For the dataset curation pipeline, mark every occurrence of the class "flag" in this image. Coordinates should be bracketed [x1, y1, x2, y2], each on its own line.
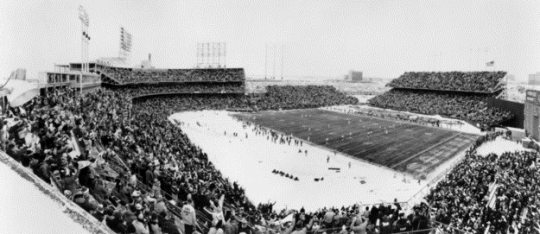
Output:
[486, 61, 494, 67]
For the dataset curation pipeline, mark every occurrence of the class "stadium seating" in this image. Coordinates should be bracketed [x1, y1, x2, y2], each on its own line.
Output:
[105, 83, 245, 97]
[5, 79, 536, 234]
[387, 71, 506, 93]
[369, 89, 513, 128]
[370, 71, 513, 129]
[426, 132, 540, 234]
[97, 65, 245, 84]
[1, 84, 362, 234]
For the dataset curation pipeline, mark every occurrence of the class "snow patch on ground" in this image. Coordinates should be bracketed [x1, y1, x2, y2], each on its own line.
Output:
[0, 161, 93, 234]
[170, 111, 425, 211]
[475, 136, 530, 156]
[352, 95, 375, 104]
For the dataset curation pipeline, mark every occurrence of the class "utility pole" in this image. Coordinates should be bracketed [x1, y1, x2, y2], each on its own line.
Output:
[273, 45, 276, 79]
[281, 45, 284, 80]
[265, 44, 268, 79]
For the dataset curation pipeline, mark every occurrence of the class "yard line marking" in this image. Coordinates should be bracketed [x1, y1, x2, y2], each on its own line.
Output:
[391, 132, 463, 170]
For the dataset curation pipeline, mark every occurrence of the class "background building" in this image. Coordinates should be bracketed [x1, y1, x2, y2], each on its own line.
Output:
[528, 72, 540, 85]
[347, 70, 363, 82]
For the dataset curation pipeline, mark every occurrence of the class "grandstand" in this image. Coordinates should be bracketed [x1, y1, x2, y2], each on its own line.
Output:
[369, 71, 513, 130]
[2, 62, 539, 234]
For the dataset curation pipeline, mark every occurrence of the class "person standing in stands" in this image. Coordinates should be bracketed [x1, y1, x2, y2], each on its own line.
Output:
[323, 208, 335, 228]
[350, 215, 368, 234]
[379, 215, 392, 234]
[182, 198, 197, 234]
[145, 165, 154, 185]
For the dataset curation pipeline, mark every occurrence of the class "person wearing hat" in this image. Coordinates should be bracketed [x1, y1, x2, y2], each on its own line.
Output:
[131, 212, 150, 234]
[149, 212, 162, 234]
[131, 190, 142, 203]
[237, 218, 252, 234]
[379, 215, 392, 234]
[92, 204, 106, 222]
[73, 191, 97, 213]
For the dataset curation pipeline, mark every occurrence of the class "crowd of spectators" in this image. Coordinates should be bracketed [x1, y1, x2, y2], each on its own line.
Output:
[252, 86, 358, 110]
[426, 132, 540, 234]
[324, 106, 464, 129]
[5, 81, 537, 234]
[368, 89, 513, 128]
[0, 84, 360, 234]
[387, 71, 506, 93]
[97, 65, 245, 84]
[106, 83, 245, 97]
[133, 95, 433, 234]
[112, 84, 358, 112]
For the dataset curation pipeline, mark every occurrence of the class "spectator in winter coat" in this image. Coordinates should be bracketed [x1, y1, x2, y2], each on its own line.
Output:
[106, 210, 128, 234]
[323, 209, 335, 228]
[132, 212, 150, 234]
[379, 215, 392, 234]
[182, 199, 197, 234]
[158, 211, 181, 234]
[149, 213, 162, 234]
[350, 216, 368, 234]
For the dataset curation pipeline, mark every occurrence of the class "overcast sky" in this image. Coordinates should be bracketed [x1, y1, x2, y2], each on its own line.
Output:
[1, 0, 539, 80]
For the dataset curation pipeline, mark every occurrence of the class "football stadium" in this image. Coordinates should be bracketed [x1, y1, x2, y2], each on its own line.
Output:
[1, 1, 539, 234]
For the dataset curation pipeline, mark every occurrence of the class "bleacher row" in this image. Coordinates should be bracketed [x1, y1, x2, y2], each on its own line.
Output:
[370, 71, 512, 129]
[97, 65, 245, 84]
[104, 83, 245, 98]
[387, 71, 506, 93]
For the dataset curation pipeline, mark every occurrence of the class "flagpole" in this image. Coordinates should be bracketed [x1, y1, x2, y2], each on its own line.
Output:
[265, 44, 268, 79]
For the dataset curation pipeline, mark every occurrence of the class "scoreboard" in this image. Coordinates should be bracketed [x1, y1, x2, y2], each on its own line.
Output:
[524, 89, 540, 140]
[526, 90, 540, 105]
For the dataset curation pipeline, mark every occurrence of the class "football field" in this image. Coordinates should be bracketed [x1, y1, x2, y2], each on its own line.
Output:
[233, 109, 478, 176]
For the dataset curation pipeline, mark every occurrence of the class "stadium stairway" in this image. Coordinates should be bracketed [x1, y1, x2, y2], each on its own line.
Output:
[94, 67, 122, 85]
